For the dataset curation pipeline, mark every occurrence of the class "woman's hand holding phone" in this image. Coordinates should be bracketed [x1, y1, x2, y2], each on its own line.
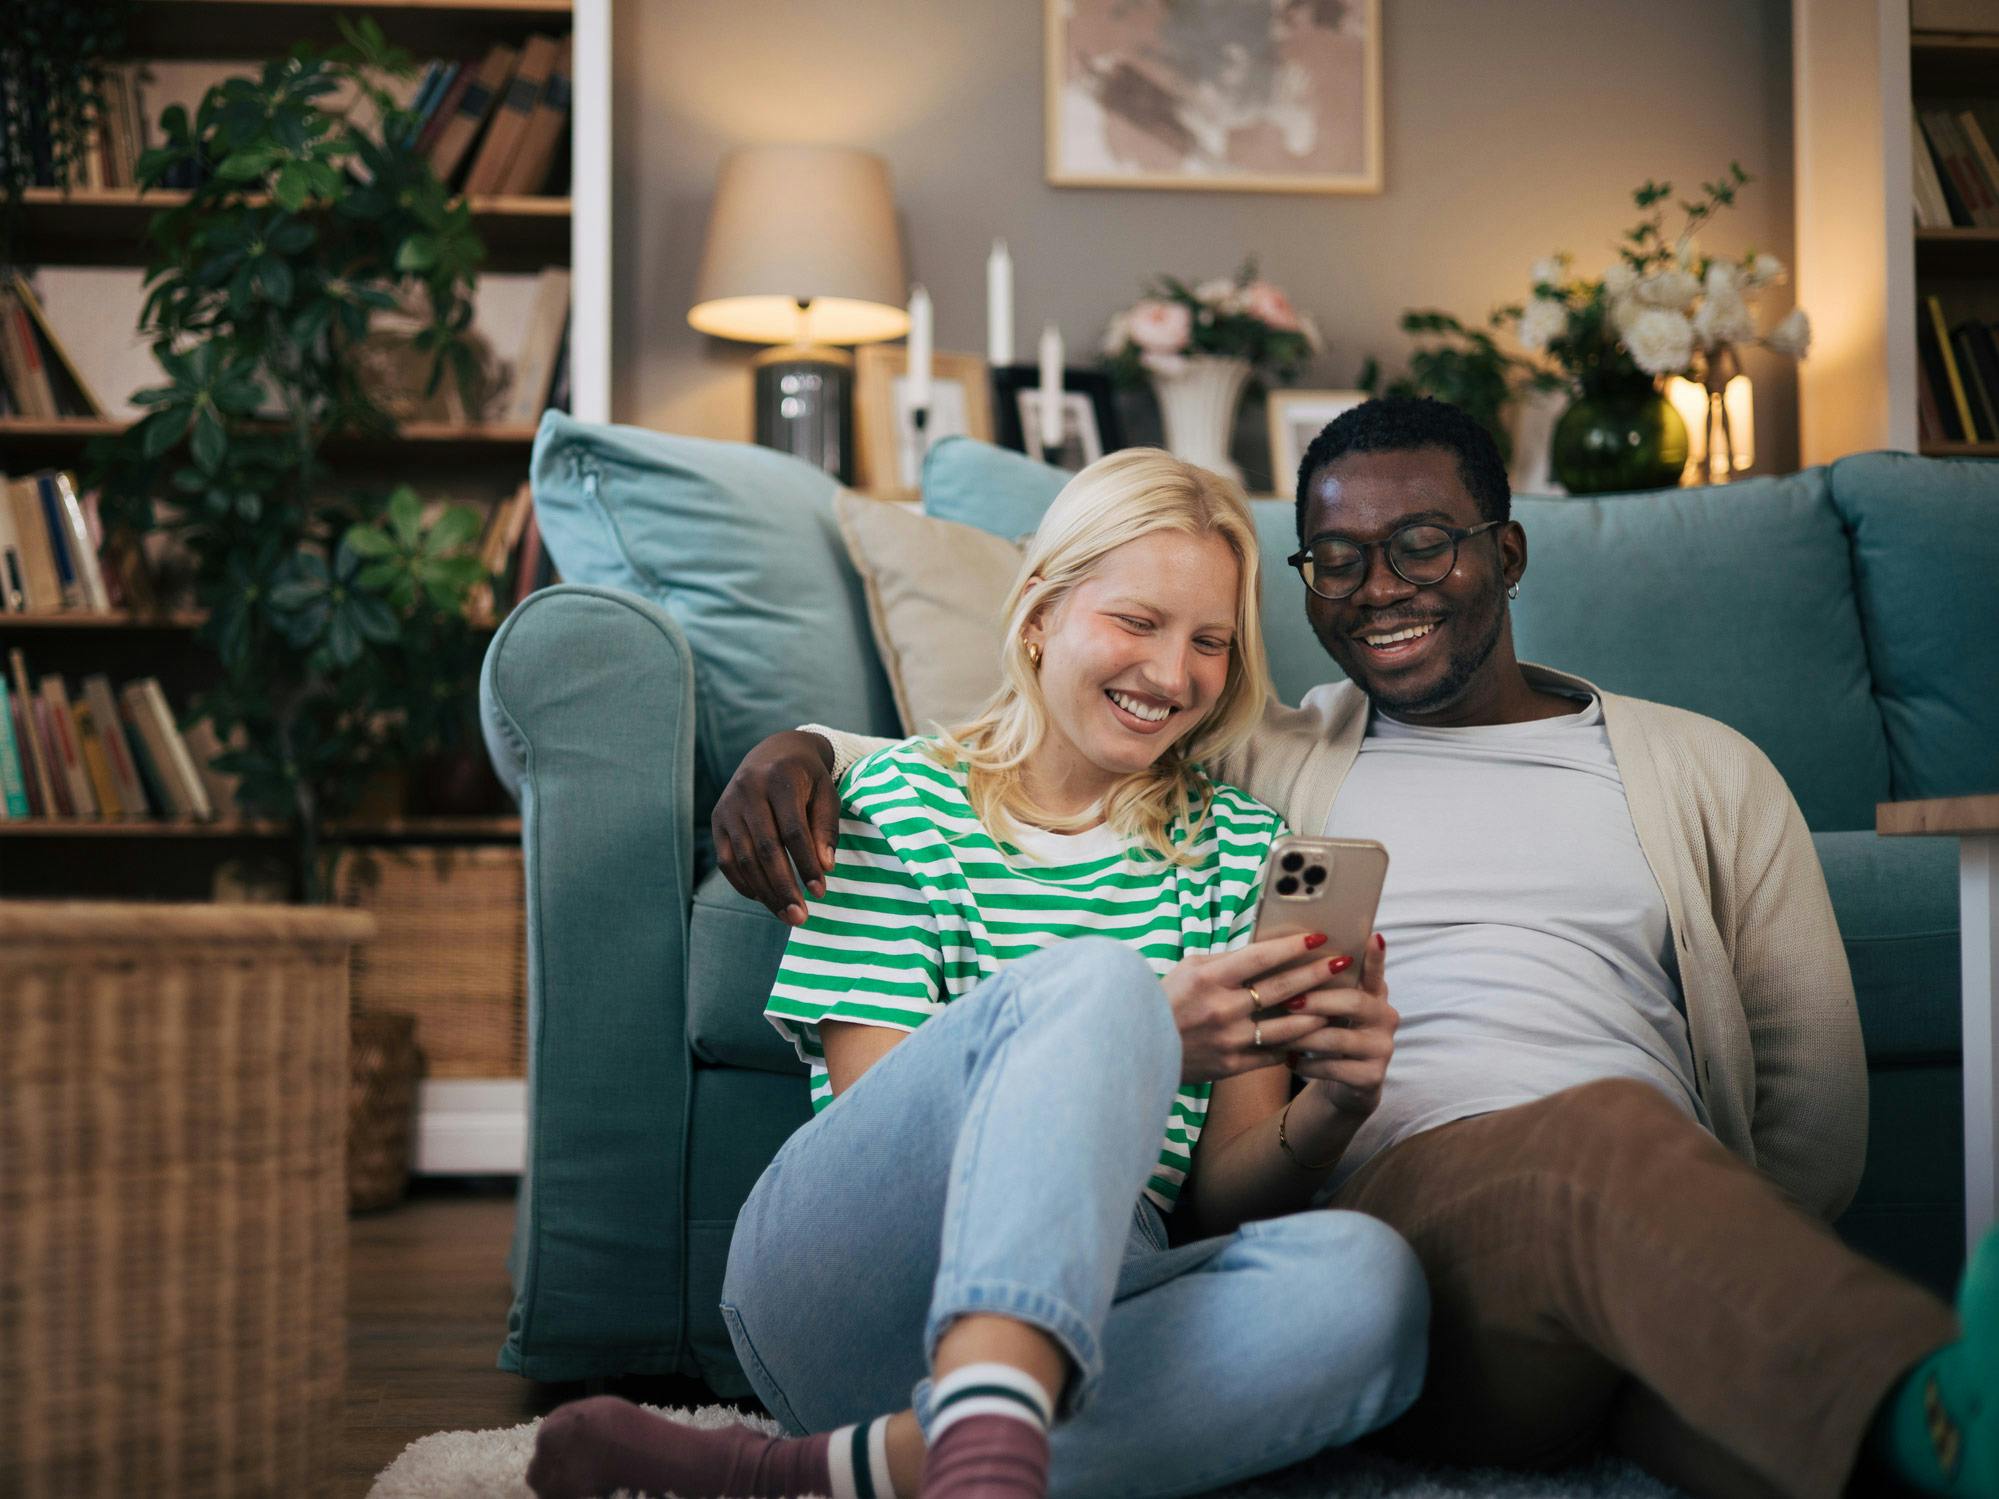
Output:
[1162, 934, 1354, 1086]
[1284, 932, 1395, 1119]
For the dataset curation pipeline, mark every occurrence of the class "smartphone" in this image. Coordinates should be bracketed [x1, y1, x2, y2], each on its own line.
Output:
[1247, 835, 1389, 996]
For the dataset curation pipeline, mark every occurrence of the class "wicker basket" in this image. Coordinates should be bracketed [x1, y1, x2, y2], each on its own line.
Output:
[333, 845, 526, 1078]
[349, 1010, 422, 1213]
[0, 900, 373, 1499]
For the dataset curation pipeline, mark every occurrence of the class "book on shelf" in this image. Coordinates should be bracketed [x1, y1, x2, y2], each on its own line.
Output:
[0, 467, 164, 616]
[1953, 324, 1999, 440]
[0, 275, 107, 420]
[428, 43, 518, 190]
[1913, 107, 1955, 229]
[0, 677, 29, 817]
[1926, 295, 1981, 440]
[464, 33, 564, 197]
[506, 267, 572, 425]
[1917, 303, 1965, 442]
[0, 645, 233, 822]
[1919, 109, 1999, 227]
[1917, 349, 1947, 445]
[503, 35, 573, 196]
[1959, 112, 1999, 225]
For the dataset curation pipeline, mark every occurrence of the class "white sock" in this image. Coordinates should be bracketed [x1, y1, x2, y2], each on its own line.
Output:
[826, 1415, 901, 1499]
[928, 1362, 1056, 1442]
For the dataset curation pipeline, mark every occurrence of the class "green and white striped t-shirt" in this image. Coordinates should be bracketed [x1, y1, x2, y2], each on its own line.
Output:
[765, 737, 1285, 1212]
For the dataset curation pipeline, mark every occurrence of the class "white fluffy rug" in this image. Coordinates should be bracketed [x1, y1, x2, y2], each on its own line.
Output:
[367, 1402, 1685, 1499]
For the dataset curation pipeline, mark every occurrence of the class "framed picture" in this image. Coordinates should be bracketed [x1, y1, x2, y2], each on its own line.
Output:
[1266, 388, 1369, 491]
[991, 366, 1125, 472]
[854, 346, 995, 500]
[1045, 0, 1382, 195]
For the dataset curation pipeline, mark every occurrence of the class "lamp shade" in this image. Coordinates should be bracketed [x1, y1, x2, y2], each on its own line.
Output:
[689, 145, 910, 347]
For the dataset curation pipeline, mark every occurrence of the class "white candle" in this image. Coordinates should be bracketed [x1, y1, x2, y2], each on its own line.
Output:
[1038, 321, 1064, 451]
[987, 239, 1014, 367]
[906, 285, 933, 411]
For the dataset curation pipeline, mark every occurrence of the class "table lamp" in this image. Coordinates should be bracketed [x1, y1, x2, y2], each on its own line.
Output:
[689, 145, 910, 481]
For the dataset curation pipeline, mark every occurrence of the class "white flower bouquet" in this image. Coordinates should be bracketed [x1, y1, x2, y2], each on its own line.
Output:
[1507, 166, 1811, 397]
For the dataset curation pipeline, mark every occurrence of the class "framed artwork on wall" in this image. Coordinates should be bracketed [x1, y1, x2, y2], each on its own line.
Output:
[1045, 0, 1382, 195]
[1266, 388, 1369, 490]
[992, 366, 1125, 472]
[854, 346, 995, 500]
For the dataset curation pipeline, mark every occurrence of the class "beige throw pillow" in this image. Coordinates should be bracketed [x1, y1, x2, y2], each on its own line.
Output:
[832, 488, 1024, 734]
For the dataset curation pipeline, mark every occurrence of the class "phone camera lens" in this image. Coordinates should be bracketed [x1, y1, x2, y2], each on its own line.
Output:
[1304, 865, 1327, 885]
[1280, 851, 1305, 873]
[1275, 876, 1300, 896]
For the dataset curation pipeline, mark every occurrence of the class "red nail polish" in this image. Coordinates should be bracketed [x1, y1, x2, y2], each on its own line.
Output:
[1287, 997, 1306, 1010]
[1303, 933, 1328, 950]
[1329, 955, 1353, 974]
[1375, 933, 1386, 951]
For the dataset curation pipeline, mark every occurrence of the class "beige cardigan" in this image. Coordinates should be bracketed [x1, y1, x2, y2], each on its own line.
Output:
[815, 662, 1868, 1220]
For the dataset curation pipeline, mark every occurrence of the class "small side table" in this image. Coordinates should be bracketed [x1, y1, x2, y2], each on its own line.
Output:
[1879, 794, 1999, 1254]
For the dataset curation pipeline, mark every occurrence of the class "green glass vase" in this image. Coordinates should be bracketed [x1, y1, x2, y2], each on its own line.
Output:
[1550, 385, 1690, 495]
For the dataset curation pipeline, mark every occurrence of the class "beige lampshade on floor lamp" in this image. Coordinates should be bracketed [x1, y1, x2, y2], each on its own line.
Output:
[689, 145, 910, 481]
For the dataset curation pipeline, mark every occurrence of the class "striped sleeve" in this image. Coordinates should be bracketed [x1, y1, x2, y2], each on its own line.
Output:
[764, 788, 947, 1070]
[1209, 781, 1286, 953]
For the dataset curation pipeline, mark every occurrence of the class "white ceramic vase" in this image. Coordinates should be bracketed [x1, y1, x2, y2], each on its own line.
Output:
[1148, 354, 1252, 486]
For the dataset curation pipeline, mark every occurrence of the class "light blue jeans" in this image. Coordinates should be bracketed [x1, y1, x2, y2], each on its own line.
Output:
[720, 937, 1429, 1499]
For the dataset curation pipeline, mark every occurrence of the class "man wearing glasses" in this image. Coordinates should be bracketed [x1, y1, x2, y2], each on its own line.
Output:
[715, 397, 1980, 1499]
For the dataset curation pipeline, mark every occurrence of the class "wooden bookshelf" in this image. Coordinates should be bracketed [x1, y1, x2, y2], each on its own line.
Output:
[0, 610, 208, 630]
[126, 0, 573, 63]
[1916, 227, 1999, 278]
[1920, 440, 1999, 456]
[0, 815, 521, 840]
[0, 416, 538, 466]
[17, 187, 572, 272]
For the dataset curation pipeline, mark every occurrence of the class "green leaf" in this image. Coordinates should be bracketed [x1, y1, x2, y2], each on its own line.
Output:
[272, 162, 312, 212]
[387, 488, 424, 546]
[395, 236, 438, 273]
[349, 593, 400, 644]
[425, 505, 482, 554]
[142, 408, 194, 459]
[356, 560, 402, 590]
[344, 524, 399, 558]
[190, 410, 227, 472]
[217, 147, 280, 182]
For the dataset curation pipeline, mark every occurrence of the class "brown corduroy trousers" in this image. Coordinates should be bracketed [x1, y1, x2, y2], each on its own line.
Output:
[1326, 1078, 1959, 1499]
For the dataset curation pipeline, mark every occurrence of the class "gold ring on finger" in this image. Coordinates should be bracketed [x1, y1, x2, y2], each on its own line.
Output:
[1245, 983, 1262, 1010]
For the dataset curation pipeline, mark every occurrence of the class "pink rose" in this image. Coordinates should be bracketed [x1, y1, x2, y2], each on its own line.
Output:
[1243, 281, 1301, 333]
[1127, 299, 1192, 354]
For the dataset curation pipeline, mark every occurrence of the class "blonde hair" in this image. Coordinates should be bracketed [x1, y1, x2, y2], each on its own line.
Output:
[933, 448, 1273, 863]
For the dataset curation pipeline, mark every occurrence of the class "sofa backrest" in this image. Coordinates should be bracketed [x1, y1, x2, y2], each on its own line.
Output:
[528, 412, 903, 822]
[1825, 451, 1999, 802]
[924, 438, 1894, 832]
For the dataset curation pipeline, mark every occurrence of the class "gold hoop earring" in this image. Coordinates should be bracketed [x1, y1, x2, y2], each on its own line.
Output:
[1026, 642, 1042, 668]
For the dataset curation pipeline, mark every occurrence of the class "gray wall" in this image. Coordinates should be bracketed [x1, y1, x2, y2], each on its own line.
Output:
[613, 0, 1798, 490]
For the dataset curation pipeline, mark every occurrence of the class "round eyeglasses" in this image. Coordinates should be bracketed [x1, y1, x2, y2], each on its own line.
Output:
[1286, 520, 1504, 601]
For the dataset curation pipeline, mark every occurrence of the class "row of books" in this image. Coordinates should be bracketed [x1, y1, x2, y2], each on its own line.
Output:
[0, 649, 234, 821]
[1918, 296, 1999, 445]
[1913, 106, 1999, 230]
[0, 274, 107, 420]
[0, 469, 162, 618]
[393, 34, 573, 198]
[467, 482, 558, 623]
[65, 64, 154, 191]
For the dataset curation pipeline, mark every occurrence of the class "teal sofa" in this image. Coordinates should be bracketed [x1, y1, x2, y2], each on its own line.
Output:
[481, 414, 1996, 1393]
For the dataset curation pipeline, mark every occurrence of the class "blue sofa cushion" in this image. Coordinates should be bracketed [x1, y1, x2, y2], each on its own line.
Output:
[1813, 830, 1960, 1061]
[1826, 452, 1999, 801]
[688, 869, 803, 1075]
[529, 412, 901, 820]
[920, 436, 1341, 708]
[1510, 471, 1889, 832]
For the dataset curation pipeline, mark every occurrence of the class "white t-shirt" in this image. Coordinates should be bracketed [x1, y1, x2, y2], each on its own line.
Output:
[1323, 694, 1708, 1190]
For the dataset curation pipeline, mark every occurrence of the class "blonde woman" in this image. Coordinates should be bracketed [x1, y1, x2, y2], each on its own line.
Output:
[529, 451, 1425, 1499]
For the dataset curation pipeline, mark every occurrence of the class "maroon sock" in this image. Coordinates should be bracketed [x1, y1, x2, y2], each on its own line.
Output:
[919, 1414, 1049, 1499]
[526, 1395, 832, 1499]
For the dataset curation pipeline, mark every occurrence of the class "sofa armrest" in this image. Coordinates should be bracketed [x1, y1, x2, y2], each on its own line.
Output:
[481, 583, 701, 1381]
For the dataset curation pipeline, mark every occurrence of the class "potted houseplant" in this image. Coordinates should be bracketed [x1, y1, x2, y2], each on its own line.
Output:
[1509, 165, 1811, 494]
[90, 19, 494, 902]
[1102, 264, 1321, 485]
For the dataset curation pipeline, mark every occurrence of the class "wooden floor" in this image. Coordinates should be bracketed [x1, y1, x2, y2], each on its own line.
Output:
[341, 1180, 728, 1496]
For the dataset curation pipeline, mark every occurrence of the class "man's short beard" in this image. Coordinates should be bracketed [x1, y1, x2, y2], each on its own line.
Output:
[1361, 593, 1508, 718]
